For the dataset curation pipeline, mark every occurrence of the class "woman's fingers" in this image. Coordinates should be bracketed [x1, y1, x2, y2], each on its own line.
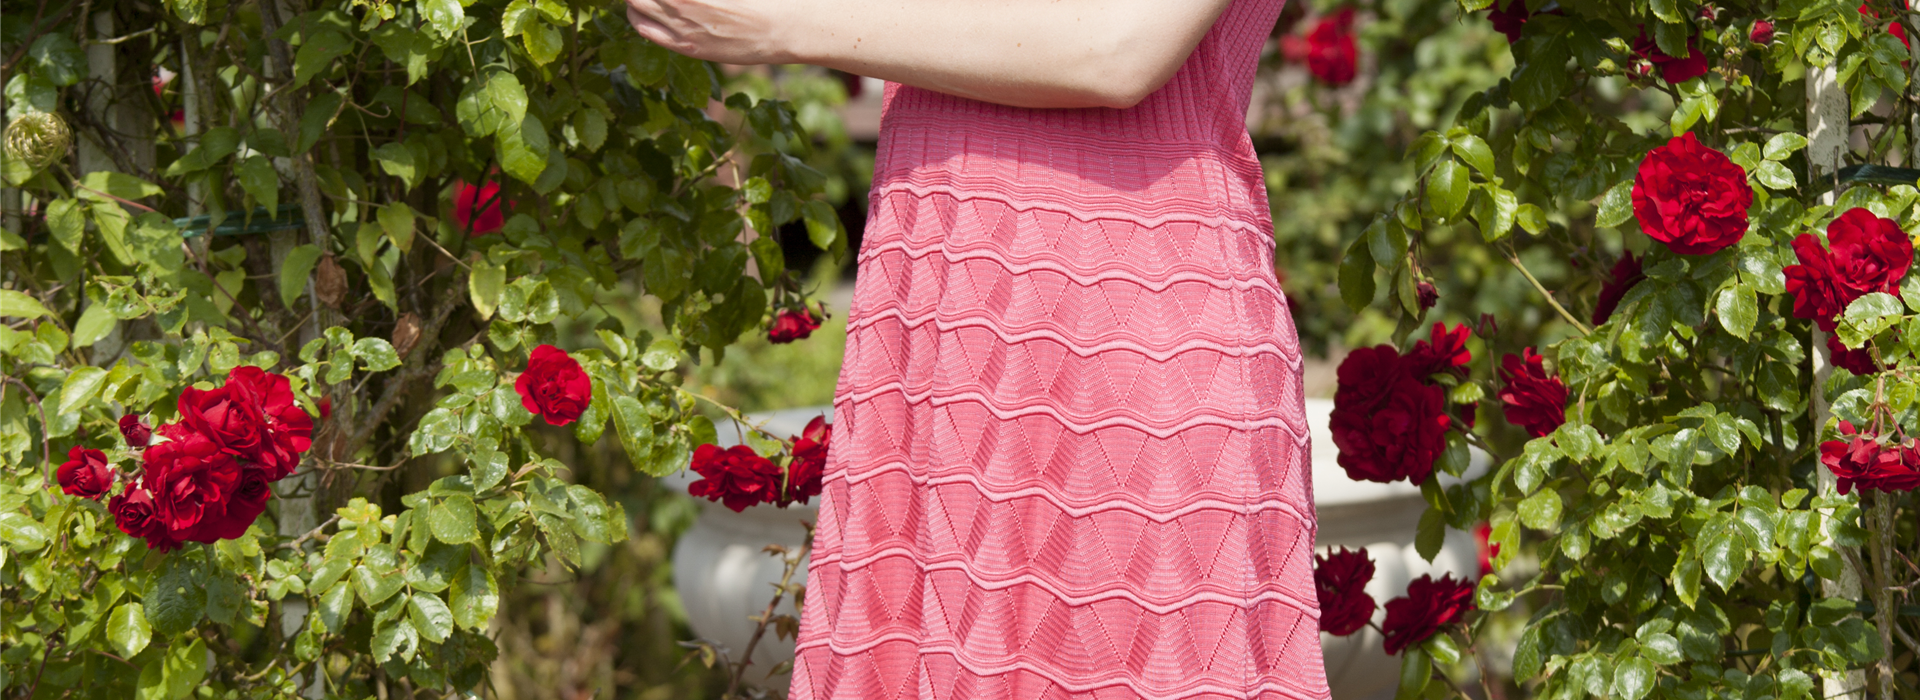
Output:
[626, 5, 679, 48]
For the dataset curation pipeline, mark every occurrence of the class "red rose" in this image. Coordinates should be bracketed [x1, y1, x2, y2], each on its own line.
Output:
[57, 446, 113, 500]
[1497, 348, 1566, 438]
[1750, 20, 1776, 44]
[1631, 32, 1710, 83]
[110, 486, 180, 552]
[454, 180, 508, 236]
[515, 344, 592, 426]
[1406, 323, 1471, 380]
[1330, 346, 1451, 485]
[1631, 132, 1752, 256]
[1592, 251, 1646, 326]
[143, 424, 244, 538]
[768, 307, 822, 344]
[1487, 0, 1557, 43]
[1306, 9, 1358, 86]
[181, 467, 272, 542]
[1381, 574, 1476, 655]
[1785, 208, 1914, 332]
[1474, 522, 1500, 576]
[687, 444, 785, 512]
[1415, 281, 1439, 311]
[780, 416, 831, 506]
[119, 414, 153, 447]
[1314, 547, 1377, 636]
[176, 366, 313, 479]
[1820, 421, 1920, 494]
[1827, 334, 1880, 375]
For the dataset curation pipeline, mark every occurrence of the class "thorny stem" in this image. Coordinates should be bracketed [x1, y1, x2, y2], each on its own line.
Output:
[1506, 251, 1593, 336]
[724, 524, 814, 699]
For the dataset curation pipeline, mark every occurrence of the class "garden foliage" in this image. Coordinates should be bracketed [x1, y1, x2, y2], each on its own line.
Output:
[0, 0, 842, 695]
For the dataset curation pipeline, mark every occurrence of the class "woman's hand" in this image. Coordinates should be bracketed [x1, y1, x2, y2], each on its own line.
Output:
[624, 0, 796, 65]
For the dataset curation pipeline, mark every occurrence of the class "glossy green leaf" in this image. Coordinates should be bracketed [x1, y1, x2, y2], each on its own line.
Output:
[430, 494, 479, 544]
[109, 602, 152, 657]
[279, 244, 323, 308]
[1426, 160, 1468, 219]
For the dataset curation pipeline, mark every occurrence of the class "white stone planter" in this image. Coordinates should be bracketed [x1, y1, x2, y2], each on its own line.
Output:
[662, 400, 1486, 699]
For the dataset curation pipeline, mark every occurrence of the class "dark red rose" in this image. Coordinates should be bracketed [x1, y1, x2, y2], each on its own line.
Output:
[515, 344, 592, 426]
[1750, 20, 1776, 44]
[1821, 421, 1920, 494]
[780, 416, 831, 507]
[176, 383, 269, 462]
[1475, 522, 1500, 576]
[687, 444, 785, 512]
[1381, 574, 1476, 655]
[224, 366, 314, 478]
[1486, 0, 1558, 43]
[1827, 334, 1880, 374]
[1497, 348, 1566, 438]
[1406, 323, 1471, 381]
[1306, 9, 1358, 86]
[454, 179, 508, 237]
[1785, 208, 1914, 332]
[1314, 547, 1377, 636]
[1415, 281, 1439, 311]
[110, 486, 180, 552]
[143, 424, 244, 538]
[768, 307, 823, 344]
[1592, 251, 1646, 326]
[1631, 132, 1752, 256]
[1632, 32, 1711, 83]
[180, 467, 272, 542]
[57, 446, 113, 500]
[119, 414, 153, 447]
[1330, 346, 1451, 485]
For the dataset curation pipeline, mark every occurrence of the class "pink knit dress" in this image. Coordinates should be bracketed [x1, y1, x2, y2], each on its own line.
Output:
[790, 0, 1326, 697]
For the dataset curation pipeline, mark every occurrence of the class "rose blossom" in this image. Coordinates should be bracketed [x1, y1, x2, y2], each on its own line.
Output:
[176, 366, 313, 479]
[1475, 522, 1500, 576]
[1827, 334, 1880, 375]
[1820, 421, 1920, 494]
[183, 467, 272, 542]
[110, 486, 179, 552]
[768, 307, 823, 344]
[1784, 207, 1913, 332]
[453, 179, 508, 236]
[143, 424, 245, 540]
[1631, 132, 1752, 255]
[780, 416, 831, 507]
[1405, 323, 1471, 381]
[515, 344, 593, 426]
[1314, 547, 1377, 636]
[1487, 0, 1559, 43]
[1497, 348, 1566, 438]
[119, 414, 153, 447]
[1330, 346, 1451, 484]
[57, 446, 113, 500]
[1591, 251, 1646, 326]
[687, 444, 785, 512]
[1750, 20, 1776, 44]
[1381, 574, 1476, 655]
[1306, 9, 1358, 86]
[1631, 32, 1710, 83]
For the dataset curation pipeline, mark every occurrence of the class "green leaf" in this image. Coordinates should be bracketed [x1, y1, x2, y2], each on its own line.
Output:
[429, 494, 479, 544]
[1765, 133, 1809, 160]
[1426, 160, 1468, 219]
[28, 34, 86, 86]
[610, 393, 661, 475]
[470, 262, 505, 320]
[1367, 219, 1408, 268]
[1716, 283, 1758, 340]
[1415, 507, 1445, 562]
[1518, 488, 1562, 531]
[1672, 549, 1702, 607]
[166, 639, 210, 700]
[471, 450, 510, 491]
[1611, 656, 1656, 700]
[1451, 135, 1496, 177]
[293, 30, 352, 87]
[1515, 203, 1549, 235]
[498, 114, 551, 184]
[145, 562, 207, 636]
[353, 337, 402, 371]
[317, 580, 352, 633]
[204, 573, 246, 626]
[418, 0, 465, 39]
[236, 155, 280, 214]
[378, 202, 416, 255]
[450, 561, 499, 630]
[1475, 186, 1518, 242]
[371, 618, 418, 662]
[70, 303, 114, 349]
[278, 246, 323, 310]
[1596, 181, 1634, 228]
[0, 512, 47, 551]
[522, 19, 563, 65]
[109, 603, 152, 657]
[373, 143, 421, 192]
[58, 366, 109, 414]
[1755, 160, 1797, 190]
[408, 593, 455, 643]
[1701, 519, 1749, 591]
[353, 563, 406, 606]
[45, 198, 84, 251]
[1640, 632, 1683, 665]
[803, 198, 842, 250]
[80, 171, 164, 201]
[299, 92, 343, 154]
[1395, 647, 1431, 700]
[1339, 238, 1376, 312]
[0, 289, 48, 319]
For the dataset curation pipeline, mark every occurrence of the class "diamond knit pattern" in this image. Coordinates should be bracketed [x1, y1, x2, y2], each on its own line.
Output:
[790, 1, 1327, 698]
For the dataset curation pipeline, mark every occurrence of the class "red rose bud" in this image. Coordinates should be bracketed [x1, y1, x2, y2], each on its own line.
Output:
[1631, 31, 1710, 84]
[515, 345, 592, 427]
[119, 413, 153, 447]
[1591, 251, 1647, 326]
[1820, 421, 1920, 494]
[110, 485, 180, 552]
[780, 416, 832, 507]
[1475, 522, 1499, 576]
[1314, 547, 1378, 636]
[1475, 313, 1499, 339]
[1827, 334, 1880, 375]
[1698, 4, 1717, 20]
[1381, 574, 1476, 655]
[1751, 20, 1776, 44]
[687, 444, 785, 512]
[768, 307, 823, 344]
[1415, 281, 1439, 311]
[1330, 346, 1451, 485]
[454, 180, 508, 236]
[57, 446, 114, 500]
[1497, 348, 1567, 438]
[317, 396, 332, 421]
[1306, 9, 1358, 86]
[1785, 208, 1913, 332]
[1631, 132, 1752, 256]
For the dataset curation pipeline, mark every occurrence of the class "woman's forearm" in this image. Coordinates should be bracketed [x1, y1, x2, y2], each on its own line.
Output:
[770, 0, 1232, 109]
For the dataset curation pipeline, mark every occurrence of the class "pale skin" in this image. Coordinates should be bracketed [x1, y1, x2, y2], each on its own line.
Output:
[623, 0, 1239, 110]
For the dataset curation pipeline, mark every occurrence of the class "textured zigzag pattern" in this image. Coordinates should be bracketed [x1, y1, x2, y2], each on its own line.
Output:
[790, 0, 1326, 697]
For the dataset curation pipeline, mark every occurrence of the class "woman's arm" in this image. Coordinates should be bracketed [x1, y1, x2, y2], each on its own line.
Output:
[624, 0, 1237, 109]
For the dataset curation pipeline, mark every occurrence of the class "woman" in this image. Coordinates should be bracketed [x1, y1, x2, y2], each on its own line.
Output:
[626, 1, 1326, 698]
